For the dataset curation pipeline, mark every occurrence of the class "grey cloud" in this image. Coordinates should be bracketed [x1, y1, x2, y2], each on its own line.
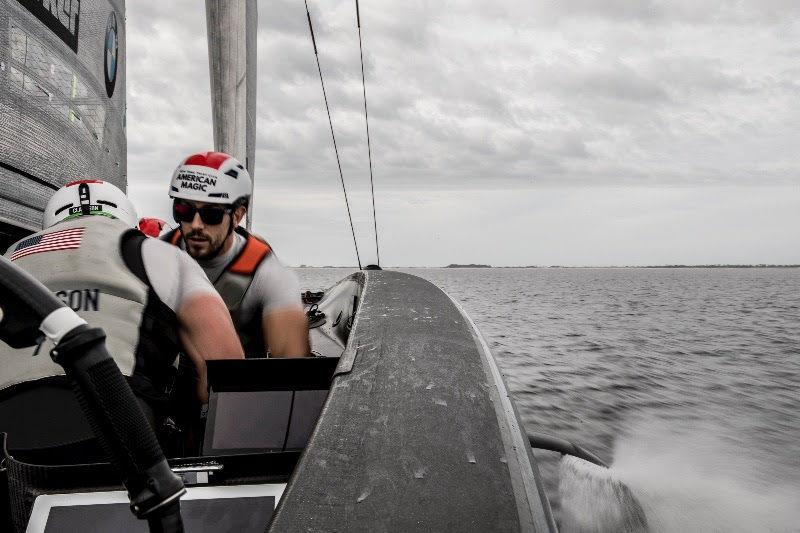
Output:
[544, 62, 671, 103]
[531, 0, 800, 25]
[260, 0, 312, 36]
[115, 0, 799, 266]
[125, 0, 800, 196]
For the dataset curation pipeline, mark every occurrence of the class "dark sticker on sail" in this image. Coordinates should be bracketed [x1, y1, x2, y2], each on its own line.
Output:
[104, 11, 118, 97]
[15, 0, 81, 53]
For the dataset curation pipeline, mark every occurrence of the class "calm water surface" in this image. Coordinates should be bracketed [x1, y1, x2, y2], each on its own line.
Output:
[296, 267, 800, 532]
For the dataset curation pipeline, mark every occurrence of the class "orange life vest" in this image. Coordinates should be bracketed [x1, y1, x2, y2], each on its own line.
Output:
[163, 226, 272, 356]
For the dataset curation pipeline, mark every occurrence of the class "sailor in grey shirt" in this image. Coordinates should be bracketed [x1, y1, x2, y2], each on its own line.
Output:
[165, 151, 310, 358]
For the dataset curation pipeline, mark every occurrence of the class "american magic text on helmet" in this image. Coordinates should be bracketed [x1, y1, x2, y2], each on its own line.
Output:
[177, 171, 218, 192]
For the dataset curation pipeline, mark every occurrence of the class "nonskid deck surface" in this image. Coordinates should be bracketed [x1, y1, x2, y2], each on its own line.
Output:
[271, 271, 554, 532]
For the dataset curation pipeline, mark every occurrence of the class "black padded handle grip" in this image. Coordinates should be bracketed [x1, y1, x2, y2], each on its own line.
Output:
[0, 256, 64, 347]
[53, 326, 185, 519]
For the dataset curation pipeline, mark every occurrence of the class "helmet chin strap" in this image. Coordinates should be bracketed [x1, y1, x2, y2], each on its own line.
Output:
[226, 211, 236, 237]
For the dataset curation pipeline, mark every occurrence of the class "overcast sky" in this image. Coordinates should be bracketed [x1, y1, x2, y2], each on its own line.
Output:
[125, 0, 800, 267]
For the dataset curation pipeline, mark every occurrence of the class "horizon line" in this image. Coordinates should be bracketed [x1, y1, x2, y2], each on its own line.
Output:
[292, 264, 800, 269]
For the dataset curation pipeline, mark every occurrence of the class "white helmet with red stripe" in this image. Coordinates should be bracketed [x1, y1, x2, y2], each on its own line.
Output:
[43, 180, 138, 229]
[169, 151, 251, 205]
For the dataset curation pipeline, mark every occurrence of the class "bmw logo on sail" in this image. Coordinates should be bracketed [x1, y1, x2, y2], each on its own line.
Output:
[104, 12, 119, 98]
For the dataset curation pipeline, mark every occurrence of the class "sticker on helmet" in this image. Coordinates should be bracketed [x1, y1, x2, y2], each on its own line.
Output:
[177, 171, 218, 192]
[68, 205, 103, 215]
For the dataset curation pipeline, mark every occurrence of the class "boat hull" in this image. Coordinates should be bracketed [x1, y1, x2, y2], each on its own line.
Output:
[272, 270, 556, 532]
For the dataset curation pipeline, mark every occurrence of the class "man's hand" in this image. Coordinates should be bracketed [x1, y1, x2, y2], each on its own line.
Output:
[263, 307, 310, 358]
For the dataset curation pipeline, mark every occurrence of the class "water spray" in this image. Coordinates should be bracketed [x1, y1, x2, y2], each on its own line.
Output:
[528, 432, 649, 532]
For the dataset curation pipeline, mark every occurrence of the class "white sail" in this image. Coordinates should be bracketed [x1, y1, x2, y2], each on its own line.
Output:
[0, 0, 127, 247]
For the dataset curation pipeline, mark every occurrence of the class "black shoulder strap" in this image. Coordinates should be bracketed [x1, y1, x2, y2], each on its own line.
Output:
[162, 228, 183, 246]
[120, 230, 181, 408]
[120, 229, 150, 286]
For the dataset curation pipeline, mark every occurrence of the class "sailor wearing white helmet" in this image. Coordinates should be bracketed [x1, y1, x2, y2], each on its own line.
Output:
[0, 180, 244, 422]
[163, 152, 310, 358]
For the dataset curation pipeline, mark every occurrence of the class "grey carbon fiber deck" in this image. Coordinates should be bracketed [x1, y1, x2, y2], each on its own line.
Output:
[270, 270, 555, 532]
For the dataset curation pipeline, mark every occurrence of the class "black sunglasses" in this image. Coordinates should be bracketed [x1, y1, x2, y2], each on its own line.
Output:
[172, 201, 232, 225]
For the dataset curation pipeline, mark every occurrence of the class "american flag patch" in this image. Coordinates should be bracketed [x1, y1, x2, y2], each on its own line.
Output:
[10, 227, 85, 261]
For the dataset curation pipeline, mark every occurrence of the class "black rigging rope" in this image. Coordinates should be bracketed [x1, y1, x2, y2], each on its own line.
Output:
[355, 0, 380, 268]
[305, 0, 362, 270]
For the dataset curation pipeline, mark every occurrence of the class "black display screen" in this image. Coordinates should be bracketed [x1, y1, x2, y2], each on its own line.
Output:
[205, 389, 329, 455]
[44, 496, 275, 532]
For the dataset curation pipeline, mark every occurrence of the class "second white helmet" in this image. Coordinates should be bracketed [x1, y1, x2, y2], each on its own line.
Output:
[43, 180, 138, 229]
[169, 152, 252, 205]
